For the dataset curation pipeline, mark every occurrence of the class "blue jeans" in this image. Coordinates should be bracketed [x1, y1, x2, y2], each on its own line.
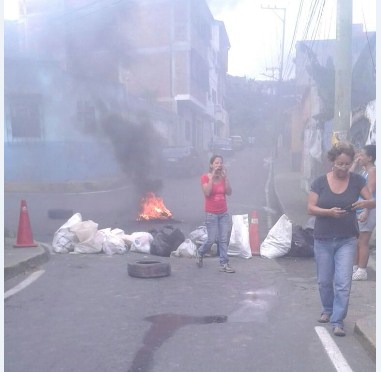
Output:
[314, 237, 357, 328]
[198, 212, 231, 265]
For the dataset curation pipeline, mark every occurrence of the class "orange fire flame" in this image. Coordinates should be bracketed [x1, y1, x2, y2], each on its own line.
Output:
[137, 192, 173, 221]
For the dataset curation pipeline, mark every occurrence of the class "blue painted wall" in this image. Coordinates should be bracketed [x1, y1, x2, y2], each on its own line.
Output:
[4, 141, 122, 182]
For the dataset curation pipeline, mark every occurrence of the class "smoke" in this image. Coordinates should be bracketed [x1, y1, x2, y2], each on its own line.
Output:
[207, 0, 241, 14]
[101, 112, 165, 198]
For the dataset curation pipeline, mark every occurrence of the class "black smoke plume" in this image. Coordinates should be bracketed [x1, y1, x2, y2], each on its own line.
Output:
[101, 112, 164, 198]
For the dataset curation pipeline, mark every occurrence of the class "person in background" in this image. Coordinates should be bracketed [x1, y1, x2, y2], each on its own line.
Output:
[307, 141, 375, 337]
[195, 154, 235, 273]
[350, 144, 376, 281]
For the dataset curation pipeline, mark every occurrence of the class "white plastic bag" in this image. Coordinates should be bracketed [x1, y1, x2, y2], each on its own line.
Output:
[71, 220, 98, 242]
[188, 226, 208, 245]
[127, 232, 153, 254]
[52, 213, 82, 253]
[170, 239, 197, 258]
[228, 214, 252, 259]
[72, 220, 101, 254]
[260, 214, 292, 259]
[102, 228, 127, 255]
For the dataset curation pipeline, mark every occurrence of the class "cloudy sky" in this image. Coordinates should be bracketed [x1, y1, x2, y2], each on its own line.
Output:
[4, 0, 377, 80]
[207, 0, 377, 79]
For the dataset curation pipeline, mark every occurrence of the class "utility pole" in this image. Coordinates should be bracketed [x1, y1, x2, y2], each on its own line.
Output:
[261, 5, 286, 81]
[333, 0, 352, 141]
[261, 5, 287, 158]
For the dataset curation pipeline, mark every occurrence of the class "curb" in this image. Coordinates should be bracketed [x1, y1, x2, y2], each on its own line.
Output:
[353, 253, 376, 360]
[354, 315, 376, 361]
[4, 246, 50, 281]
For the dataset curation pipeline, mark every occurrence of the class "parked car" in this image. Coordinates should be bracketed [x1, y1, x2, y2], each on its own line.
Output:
[209, 138, 234, 156]
[230, 135, 244, 150]
[162, 146, 203, 177]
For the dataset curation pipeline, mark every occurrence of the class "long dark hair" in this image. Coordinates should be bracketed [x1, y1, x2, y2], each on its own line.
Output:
[363, 144, 376, 163]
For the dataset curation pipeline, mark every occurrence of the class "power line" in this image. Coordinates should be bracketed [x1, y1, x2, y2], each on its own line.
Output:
[261, 5, 286, 81]
[298, 0, 326, 80]
[361, 7, 376, 74]
[283, 0, 304, 80]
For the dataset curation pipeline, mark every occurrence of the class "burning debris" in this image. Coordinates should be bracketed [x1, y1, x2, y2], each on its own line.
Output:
[137, 192, 173, 221]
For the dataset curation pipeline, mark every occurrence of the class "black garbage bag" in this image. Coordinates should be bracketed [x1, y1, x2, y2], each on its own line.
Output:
[150, 225, 185, 257]
[286, 225, 314, 257]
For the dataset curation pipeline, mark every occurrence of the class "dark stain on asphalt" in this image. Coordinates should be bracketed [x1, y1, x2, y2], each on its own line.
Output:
[128, 313, 227, 372]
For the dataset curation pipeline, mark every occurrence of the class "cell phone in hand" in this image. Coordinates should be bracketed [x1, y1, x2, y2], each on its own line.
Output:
[341, 204, 353, 212]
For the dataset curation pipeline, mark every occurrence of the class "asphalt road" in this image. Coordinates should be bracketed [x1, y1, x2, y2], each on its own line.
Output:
[4, 146, 375, 371]
[5, 252, 375, 372]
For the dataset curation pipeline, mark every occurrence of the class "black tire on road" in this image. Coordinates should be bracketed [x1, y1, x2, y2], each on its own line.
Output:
[127, 260, 171, 278]
[48, 209, 74, 219]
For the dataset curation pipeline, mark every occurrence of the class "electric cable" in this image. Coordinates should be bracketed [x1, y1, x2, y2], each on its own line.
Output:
[361, 7, 376, 74]
[283, 0, 304, 80]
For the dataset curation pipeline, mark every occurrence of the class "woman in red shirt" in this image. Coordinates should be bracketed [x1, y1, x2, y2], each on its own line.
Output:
[195, 155, 235, 273]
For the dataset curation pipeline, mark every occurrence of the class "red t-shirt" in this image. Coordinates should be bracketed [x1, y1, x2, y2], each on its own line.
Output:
[201, 173, 227, 214]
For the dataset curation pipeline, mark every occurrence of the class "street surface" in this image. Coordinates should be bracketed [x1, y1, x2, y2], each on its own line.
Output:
[4, 146, 277, 242]
[5, 252, 375, 372]
[4, 146, 375, 371]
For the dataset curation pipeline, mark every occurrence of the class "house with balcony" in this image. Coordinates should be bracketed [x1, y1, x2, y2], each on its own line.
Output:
[118, 0, 230, 149]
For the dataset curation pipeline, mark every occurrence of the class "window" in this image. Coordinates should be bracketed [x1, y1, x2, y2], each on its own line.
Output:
[212, 89, 216, 104]
[185, 120, 191, 141]
[190, 50, 209, 91]
[9, 94, 42, 139]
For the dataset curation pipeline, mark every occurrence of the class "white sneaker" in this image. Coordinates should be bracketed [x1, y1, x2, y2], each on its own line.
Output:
[352, 268, 367, 281]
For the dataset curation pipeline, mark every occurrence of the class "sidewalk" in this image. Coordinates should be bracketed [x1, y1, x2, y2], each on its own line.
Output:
[4, 238, 50, 281]
[273, 152, 376, 360]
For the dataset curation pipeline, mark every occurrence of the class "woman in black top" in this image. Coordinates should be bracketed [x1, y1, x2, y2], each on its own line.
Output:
[307, 141, 375, 337]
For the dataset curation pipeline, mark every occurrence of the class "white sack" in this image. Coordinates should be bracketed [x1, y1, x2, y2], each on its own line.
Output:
[170, 239, 197, 258]
[74, 237, 103, 254]
[71, 220, 98, 242]
[102, 228, 127, 255]
[127, 232, 153, 254]
[71, 220, 101, 254]
[228, 214, 252, 259]
[188, 226, 208, 245]
[52, 213, 82, 253]
[260, 214, 292, 259]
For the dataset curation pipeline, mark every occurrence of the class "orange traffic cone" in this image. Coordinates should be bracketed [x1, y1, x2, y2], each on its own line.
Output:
[249, 210, 260, 255]
[14, 200, 38, 248]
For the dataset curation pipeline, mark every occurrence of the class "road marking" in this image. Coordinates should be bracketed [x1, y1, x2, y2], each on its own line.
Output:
[5, 270, 45, 300]
[315, 326, 354, 372]
[67, 185, 130, 195]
